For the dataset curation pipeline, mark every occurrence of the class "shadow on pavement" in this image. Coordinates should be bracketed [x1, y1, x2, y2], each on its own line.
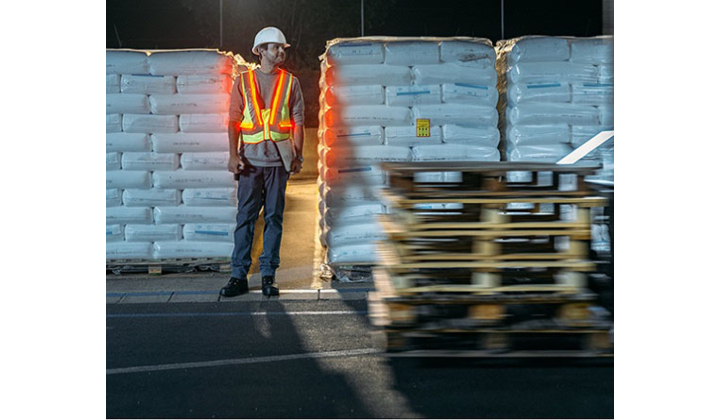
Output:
[385, 356, 614, 419]
[106, 300, 374, 418]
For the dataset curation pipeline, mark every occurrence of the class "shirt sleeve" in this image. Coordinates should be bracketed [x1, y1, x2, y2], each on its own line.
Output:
[228, 76, 245, 123]
[289, 76, 305, 126]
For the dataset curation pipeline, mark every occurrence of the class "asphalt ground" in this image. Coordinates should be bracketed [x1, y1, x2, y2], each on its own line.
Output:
[107, 300, 613, 419]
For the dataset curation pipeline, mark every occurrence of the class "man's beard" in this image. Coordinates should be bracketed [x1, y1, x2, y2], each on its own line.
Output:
[267, 51, 285, 66]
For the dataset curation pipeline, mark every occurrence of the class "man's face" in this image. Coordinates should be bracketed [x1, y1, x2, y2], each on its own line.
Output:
[261, 43, 286, 66]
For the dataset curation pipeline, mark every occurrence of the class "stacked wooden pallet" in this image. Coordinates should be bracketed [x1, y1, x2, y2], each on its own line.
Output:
[369, 162, 613, 356]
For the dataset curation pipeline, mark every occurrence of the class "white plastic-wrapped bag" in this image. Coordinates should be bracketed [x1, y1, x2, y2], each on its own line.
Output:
[506, 103, 599, 125]
[325, 65, 412, 87]
[506, 143, 573, 162]
[325, 42, 385, 65]
[413, 104, 498, 126]
[149, 94, 230, 115]
[321, 126, 384, 148]
[506, 124, 571, 146]
[323, 105, 412, 127]
[125, 224, 182, 242]
[106, 206, 153, 225]
[151, 133, 227, 153]
[442, 125, 500, 147]
[571, 83, 614, 104]
[176, 74, 233, 94]
[180, 152, 230, 171]
[570, 125, 614, 147]
[323, 203, 386, 227]
[106, 224, 123, 242]
[121, 75, 176, 94]
[179, 113, 228, 133]
[440, 40, 495, 67]
[386, 85, 441, 106]
[106, 133, 151, 152]
[121, 152, 179, 171]
[122, 114, 179, 133]
[148, 50, 234, 76]
[569, 37, 613, 64]
[323, 85, 385, 106]
[153, 170, 236, 189]
[182, 188, 237, 207]
[106, 114, 122, 133]
[441, 83, 498, 106]
[413, 63, 497, 86]
[107, 74, 120, 93]
[153, 241, 234, 259]
[106, 189, 122, 207]
[385, 125, 442, 146]
[326, 222, 387, 247]
[412, 145, 500, 162]
[106, 171, 152, 189]
[182, 224, 235, 243]
[323, 145, 412, 168]
[106, 50, 149, 74]
[153, 205, 236, 224]
[106, 242, 153, 260]
[507, 82, 571, 105]
[106, 94, 150, 115]
[323, 184, 381, 207]
[384, 41, 440, 65]
[122, 189, 182, 207]
[507, 37, 570, 64]
[327, 243, 377, 264]
[106, 152, 121, 170]
[321, 165, 386, 188]
[507, 62, 598, 84]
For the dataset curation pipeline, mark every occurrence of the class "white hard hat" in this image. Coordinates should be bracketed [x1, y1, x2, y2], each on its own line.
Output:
[252, 27, 290, 55]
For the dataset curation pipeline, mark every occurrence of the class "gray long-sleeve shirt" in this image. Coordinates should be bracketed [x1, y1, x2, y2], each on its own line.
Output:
[229, 68, 305, 167]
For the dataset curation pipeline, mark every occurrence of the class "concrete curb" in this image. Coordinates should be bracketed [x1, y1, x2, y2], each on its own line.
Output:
[107, 288, 373, 304]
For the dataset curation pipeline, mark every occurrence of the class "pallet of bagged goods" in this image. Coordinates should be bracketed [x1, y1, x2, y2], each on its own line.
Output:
[317, 37, 501, 281]
[106, 49, 246, 274]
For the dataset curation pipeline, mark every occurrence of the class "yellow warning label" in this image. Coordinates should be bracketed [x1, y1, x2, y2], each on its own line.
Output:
[416, 119, 430, 137]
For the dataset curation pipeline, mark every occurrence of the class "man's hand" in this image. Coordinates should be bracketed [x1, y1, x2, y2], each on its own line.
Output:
[228, 154, 243, 174]
[290, 156, 303, 175]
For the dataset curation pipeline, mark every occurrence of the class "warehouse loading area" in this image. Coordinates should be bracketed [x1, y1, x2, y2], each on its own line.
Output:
[106, 24, 614, 420]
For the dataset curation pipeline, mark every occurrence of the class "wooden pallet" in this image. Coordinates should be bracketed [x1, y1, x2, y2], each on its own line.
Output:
[369, 291, 605, 330]
[106, 258, 231, 275]
[381, 162, 601, 196]
[381, 189, 608, 211]
[376, 242, 596, 280]
[372, 266, 587, 299]
[374, 327, 613, 355]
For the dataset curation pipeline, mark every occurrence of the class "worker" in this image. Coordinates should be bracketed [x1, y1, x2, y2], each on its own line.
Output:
[220, 27, 305, 297]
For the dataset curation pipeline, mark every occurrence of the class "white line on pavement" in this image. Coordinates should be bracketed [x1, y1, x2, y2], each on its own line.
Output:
[107, 348, 381, 375]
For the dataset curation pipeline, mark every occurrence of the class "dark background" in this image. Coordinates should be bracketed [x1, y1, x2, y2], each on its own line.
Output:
[107, 0, 605, 126]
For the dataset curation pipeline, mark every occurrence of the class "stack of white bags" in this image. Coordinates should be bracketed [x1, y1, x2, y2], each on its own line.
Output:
[496, 36, 614, 162]
[106, 49, 242, 260]
[318, 37, 501, 267]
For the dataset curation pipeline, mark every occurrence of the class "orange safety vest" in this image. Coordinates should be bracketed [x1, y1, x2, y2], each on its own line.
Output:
[238, 68, 294, 145]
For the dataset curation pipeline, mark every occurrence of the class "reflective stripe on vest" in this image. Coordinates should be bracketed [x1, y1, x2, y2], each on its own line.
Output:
[238, 69, 294, 146]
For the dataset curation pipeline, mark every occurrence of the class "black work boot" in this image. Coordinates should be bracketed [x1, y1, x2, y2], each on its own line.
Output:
[220, 277, 249, 297]
[262, 276, 279, 296]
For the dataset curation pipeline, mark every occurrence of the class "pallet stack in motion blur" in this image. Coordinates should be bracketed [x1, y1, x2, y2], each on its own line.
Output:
[369, 161, 613, 356]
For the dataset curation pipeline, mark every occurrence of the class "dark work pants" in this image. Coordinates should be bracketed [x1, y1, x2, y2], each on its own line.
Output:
[231, 165, 290, 279]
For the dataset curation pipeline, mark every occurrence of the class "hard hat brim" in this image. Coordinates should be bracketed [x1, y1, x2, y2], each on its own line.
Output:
[252, 43, 291, 55]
